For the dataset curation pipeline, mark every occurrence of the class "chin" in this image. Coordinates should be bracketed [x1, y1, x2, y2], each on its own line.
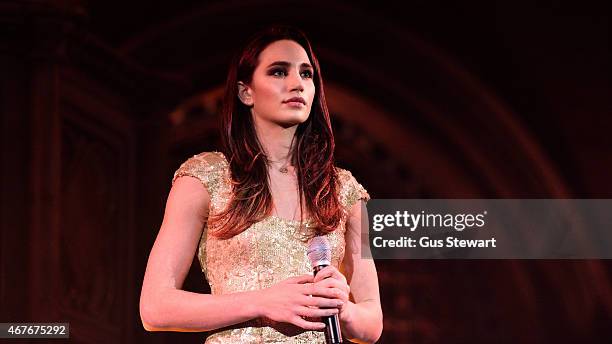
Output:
[278, 119, 305, 129]
[277, 113, 309, 127]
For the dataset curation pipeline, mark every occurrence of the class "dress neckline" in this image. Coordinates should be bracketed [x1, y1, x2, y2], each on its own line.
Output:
[267, 214, 313, 226]
[213, 151, 314, 227]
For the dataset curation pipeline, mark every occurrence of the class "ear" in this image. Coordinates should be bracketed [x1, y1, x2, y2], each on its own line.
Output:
[237, 81, 254, 106]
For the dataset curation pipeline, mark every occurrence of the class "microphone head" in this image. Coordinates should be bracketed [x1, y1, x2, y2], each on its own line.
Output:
[307, 236, 331, 268]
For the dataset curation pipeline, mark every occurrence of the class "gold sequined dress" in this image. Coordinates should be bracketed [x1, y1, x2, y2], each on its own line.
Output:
[172, 151, 370, 344]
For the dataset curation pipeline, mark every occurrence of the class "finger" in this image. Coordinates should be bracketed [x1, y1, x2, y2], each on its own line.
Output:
[310, 285, 346, 300]
[318, 287, 348, 304]
[302, 282, 315, 296]
[287, 274, 314, 284]
[301, 295, 344, 308]
[298, 306, 339, 318]
[328, 287, 349, 302]
[315, 278, 350, 294]
[313, 266, 335, 282]
[314, 266, 346, 284]
[292, 316, 325, 331]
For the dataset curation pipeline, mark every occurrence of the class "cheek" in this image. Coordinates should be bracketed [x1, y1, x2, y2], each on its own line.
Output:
[255, 85, 282, 109]
[308, 92, 316, 110]
[304, 82, 316, 103]
[263, 84, 280, 99]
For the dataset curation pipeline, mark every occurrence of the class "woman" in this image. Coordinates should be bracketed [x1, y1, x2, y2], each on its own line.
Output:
[140, 25, 383, 343]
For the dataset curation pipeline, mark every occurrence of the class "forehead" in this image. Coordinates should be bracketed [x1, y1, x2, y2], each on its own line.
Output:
[258, 39, 311, 65]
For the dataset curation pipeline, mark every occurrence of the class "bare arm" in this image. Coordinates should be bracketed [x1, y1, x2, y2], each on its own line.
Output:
[139, 176, 262, 331]
[139, 176, 340, 332]
[340, 200, 383, 343]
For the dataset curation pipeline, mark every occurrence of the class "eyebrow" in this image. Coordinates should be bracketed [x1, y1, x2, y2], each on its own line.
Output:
[266, 61, 313, 69]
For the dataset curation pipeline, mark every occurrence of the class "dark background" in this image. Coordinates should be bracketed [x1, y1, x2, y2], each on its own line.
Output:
[1, 0, 611, 343]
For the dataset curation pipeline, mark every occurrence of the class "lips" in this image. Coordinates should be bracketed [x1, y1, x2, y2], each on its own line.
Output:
[283, 97, 306, 105]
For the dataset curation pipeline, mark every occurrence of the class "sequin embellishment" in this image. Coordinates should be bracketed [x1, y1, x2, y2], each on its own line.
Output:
[172, 151, 370, 343]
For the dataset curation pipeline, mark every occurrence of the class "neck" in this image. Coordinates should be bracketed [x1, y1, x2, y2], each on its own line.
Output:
[252, 115, 298, 165]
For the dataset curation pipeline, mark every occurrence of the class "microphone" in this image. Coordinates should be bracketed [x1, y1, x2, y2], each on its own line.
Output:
[308, 236, 343, 344]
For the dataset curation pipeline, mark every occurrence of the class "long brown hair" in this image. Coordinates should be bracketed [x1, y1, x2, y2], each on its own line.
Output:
[209, 25, 342, 239]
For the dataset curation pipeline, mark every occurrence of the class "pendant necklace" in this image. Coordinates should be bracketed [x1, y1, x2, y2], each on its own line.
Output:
[269, 158, 291, 174]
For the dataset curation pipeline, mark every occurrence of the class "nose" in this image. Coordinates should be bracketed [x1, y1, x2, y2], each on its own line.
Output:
[287, 69, 305, 93]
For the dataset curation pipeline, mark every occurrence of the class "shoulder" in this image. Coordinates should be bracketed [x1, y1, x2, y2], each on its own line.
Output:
[334, 166, 371, 210]
[172, 151, 229, 193]
[334, 166, 356, 183]
[177, 151, 226, 168]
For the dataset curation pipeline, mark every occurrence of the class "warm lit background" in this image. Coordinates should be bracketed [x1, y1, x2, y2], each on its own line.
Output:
[1, 1, 611, 343]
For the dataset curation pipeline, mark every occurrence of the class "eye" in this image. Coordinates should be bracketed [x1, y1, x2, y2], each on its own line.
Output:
[269, 68, 287, 77]
[301, 70, 313, 79]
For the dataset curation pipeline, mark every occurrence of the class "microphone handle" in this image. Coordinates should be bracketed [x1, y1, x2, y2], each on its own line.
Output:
[313, 264, 343, 344]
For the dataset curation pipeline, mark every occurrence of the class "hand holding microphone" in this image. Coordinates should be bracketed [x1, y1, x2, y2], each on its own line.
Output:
[256, 235, 349, 340]
[258, 273, 341, 331]
[308, 236, 350, 344]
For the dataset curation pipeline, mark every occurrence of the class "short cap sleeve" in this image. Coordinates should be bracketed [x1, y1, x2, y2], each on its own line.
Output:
[336, 168, 371, 211]
[172, 151, 228, 197]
